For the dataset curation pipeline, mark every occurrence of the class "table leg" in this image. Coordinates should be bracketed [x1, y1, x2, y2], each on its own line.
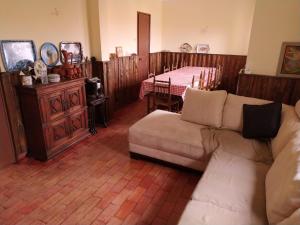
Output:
[89, 105, 97, 135]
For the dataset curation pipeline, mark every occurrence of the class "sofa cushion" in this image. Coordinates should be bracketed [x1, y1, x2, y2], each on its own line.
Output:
[222, 94, 270, 132]
[271, 104, 300, 159]
[192, 150, 269, 211]
[278, 208, 300, 225]
[178, 200, 266, 225]
[129, 110, 210, 160]
[181, 88, 227, 128]
[180, 149, 269, 225]
[296, 99, 300, 118]
[242, 102, 282, 139]
[215, 129, 272, 164]
[266, 131, 300, 224]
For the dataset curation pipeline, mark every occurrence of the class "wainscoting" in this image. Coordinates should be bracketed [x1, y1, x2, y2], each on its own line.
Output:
[93, 52, 248, 117]
[237, 74, 300, 105]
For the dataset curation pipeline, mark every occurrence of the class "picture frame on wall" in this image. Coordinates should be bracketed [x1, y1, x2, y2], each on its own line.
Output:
[0, 40, 36, 72]
[276, 42, 300, 77]
[59, 42, 83, 64]
[115, 46, 123, 57]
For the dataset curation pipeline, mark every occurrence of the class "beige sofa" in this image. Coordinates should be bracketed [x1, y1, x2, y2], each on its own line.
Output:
[129, 89, 300, 225]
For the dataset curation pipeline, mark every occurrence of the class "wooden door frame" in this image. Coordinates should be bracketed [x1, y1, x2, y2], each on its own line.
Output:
[137, 11, 151, 64]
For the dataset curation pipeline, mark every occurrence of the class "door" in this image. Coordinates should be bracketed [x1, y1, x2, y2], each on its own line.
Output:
[0, 85, 15, 168]
[69, 109, 88, 137]
[137, 12, 151, 79]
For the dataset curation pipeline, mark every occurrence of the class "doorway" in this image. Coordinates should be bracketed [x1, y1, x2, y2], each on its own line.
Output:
[0, 85, 15, 168]
[137, 12, 151, 79]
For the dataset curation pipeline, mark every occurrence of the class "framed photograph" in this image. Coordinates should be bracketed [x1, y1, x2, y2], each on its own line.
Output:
[277, 42, 300, 77]
[196, 44, 210, 54]
[0, 40, 36, 72]
[116, 46, 123, 57]
[40, 42, 59, 67]
[59, 42, 82, 64]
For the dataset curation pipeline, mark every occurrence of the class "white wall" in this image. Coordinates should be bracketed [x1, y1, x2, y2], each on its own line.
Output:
[161, 0, 256, 55]
[0, 0, 91, 71]
[246, 0, 300, 75]
[98, 0, 162, 61]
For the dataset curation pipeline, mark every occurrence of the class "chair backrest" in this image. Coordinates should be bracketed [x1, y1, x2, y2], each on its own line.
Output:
[148, 71, 156, 79]
[153, 76, 171, 101]
[163, 66, 170, 73]
[172, 63, 178, 71]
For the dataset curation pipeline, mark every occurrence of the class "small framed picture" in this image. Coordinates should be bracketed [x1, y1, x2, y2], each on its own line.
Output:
[277, 42, 300, 77]
[116, 46, 123, 58]
[59, 42, 83, 64]
[196, 44, 210, 54]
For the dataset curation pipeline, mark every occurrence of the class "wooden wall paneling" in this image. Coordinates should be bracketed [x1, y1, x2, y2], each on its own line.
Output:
[159, 52, 247, 93]
[237, 74, 300, 105]
[0, 72, 27, 160]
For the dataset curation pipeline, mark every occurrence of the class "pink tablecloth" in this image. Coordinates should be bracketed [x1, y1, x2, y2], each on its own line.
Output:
[139, 66, 216, 99]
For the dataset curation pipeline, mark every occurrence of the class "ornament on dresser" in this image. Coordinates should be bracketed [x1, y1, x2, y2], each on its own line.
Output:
[34, 60, 48, 84]
[180, 43, 192, 53]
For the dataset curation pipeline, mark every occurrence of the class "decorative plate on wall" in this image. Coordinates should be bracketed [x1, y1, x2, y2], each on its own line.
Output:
[40, 42, 59, 67]
[0, 40, 36, 72]
[180, 43, 192, 53]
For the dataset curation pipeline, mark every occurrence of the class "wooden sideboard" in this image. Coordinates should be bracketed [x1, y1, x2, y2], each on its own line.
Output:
[17, 78, 89, 161]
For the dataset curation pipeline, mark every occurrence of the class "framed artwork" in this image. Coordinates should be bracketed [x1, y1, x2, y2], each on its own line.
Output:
[277, 42, 300, 77]
[0, 40, 36, 72]
[116, 46, 123, 57]
[40, 42, 59, 67]
[59, 42, 82, 64]
[196, 44, 210, 54]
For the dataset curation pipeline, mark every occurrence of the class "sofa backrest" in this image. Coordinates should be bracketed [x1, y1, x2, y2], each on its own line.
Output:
[266, 129, 300, 224]
[271, 104, 300, 159]
[222, 94, 270, 132]
[181, 88, 227, 128]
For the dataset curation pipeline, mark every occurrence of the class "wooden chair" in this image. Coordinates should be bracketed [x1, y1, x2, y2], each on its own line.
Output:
[148, 71, 156, 79]
[171, 63, 178, 71]
[152, 77, 180, 112]
[163, 66, 170, 73]
[192, 66, 223, 91]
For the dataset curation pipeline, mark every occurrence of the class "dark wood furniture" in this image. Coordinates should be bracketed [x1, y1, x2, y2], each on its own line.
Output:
[87, 96, 108, 135]
[17, 78, 89, 161]
[152, 77, 180, 112]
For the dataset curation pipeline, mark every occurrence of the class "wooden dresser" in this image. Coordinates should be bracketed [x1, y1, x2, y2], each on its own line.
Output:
[17, 78, 89, 161]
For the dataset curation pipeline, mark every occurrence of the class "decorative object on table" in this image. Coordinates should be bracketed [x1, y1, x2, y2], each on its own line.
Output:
[40, 42, 59, 67]
[85, 77, 108, 134]
[196, 44, 210, 54]
[180, 43, 192, 53]
[277, 42, 300, 77]
[51, 50, 82, 80]
[20, 71, 33, 86]
[48, 74, 60, 83]
[115, 46, 123, 57]
[0, 40, 36, 72]
[59, 42, 82, 64]
[34, 60, 48, 84]
[109, 53, 117, 60]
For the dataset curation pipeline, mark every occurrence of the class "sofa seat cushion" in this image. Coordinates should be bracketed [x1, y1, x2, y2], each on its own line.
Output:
[201, 128, 273, 164]
[191, 150, 269, 224]
[129, 110, 210, 160]
[178, 200, 267, 225]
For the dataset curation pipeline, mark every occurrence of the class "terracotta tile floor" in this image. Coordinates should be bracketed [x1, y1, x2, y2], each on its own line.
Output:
[0, 100, 201, 225]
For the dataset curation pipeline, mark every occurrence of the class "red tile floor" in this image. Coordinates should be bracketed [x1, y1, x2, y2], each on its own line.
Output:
[0, 100, 201, 225]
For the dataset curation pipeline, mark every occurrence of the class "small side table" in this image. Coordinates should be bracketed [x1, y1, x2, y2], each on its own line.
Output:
[87, 96, 108, 135]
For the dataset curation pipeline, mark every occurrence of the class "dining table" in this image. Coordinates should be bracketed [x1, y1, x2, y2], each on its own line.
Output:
[139, 66, 217, 100]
